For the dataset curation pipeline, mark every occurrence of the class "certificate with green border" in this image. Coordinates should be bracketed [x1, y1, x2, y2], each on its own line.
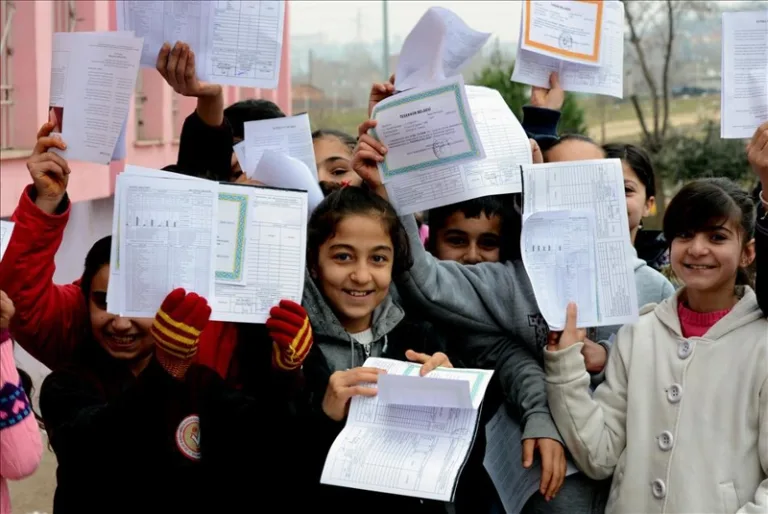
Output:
[401, 364, 488, 404]
[371, 76, 484, 179]
[215, 192, 248, 282]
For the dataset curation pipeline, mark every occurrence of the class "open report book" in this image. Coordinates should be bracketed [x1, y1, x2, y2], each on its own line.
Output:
[107, 166, 307, 323]
[321, 357, 494, 502]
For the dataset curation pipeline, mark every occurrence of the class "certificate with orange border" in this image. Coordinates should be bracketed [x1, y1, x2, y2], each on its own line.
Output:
[521, 0, 603, 66]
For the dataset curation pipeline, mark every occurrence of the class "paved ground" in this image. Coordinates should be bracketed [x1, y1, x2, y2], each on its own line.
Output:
[8, 429, 56, 514]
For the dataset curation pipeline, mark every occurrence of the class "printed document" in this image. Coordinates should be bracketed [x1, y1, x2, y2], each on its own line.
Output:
[521, 159, 638, 329]
[385, 86, 531, 215]
[0, 221, 14, 260]
[512, 0, 624, 98]
[484, 405, 578, 514]
[210, 183, 307, 324]
[109, 167, 307, 323]
[371, 75, 485, 180]
[720, 10, 768, 139]
[242, 113, 317, 178]
[117, 0, 285, 89]
[521, 0, 604, 66]
[321, 357, 494, 501]
[49, 32, 143, 164]
[395, 7, 491, 92]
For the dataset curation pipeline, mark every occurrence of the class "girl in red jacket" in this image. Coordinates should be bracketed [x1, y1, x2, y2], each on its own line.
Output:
[0, 123, 311, 387]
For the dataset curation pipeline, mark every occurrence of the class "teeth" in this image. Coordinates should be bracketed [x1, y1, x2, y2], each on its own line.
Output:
[685, 265, 713, 270]
[110, 336, 137, 343]
[346, 290, 370, 297]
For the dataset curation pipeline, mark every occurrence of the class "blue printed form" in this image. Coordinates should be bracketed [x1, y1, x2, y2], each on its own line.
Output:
[371, 75, 485, 181]
[215, 192, 249, 285]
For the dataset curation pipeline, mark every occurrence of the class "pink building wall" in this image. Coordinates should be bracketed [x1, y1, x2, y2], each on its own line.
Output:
[0, 0, 292, 217]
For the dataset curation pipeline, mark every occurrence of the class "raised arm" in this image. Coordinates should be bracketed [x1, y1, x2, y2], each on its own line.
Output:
[747, 121, 768, 315]
[156, 42, 234, 181]
[544, 305, 628, 480]
[0, 124, 87, 369]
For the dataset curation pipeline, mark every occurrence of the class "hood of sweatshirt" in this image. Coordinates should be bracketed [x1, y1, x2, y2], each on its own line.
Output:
[654, 286, 764, 340]
[301, 269, 405, 370]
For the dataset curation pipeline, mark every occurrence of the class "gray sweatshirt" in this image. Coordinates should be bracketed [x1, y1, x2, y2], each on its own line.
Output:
[396, 215, 562, 442]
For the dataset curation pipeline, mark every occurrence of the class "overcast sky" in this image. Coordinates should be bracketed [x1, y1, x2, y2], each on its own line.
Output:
[289, 1, 524, 44]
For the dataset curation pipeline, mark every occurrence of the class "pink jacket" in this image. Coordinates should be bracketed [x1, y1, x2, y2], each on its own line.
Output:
[0, 331, 42, 514]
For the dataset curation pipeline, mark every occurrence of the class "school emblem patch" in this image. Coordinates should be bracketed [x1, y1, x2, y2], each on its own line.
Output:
[176, 415, 201, 461]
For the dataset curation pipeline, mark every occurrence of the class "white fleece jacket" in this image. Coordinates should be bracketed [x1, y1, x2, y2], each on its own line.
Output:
[544, 287, 768, 514]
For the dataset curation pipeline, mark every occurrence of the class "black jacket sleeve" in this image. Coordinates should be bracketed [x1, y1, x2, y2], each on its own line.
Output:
[175, 111, 235, 182]
[757, 203, 767, 316]
[522, 105, 561, 149]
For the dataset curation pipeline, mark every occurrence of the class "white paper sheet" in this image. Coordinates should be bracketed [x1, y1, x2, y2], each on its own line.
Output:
[116, 175, 218, 318]
[720, 10, 768, 139]
[395, 7, 491, 92]
[483, 405, 579, 514]
[512, 0, 624, 98]
[372, 75, 485, 181]
[520, 0, 603, 66]
[0, 221, 14, 260]
[521, 210, 600, 329]
[385, 86, 531, 215]
[321, 357, 494, 501]
[117, 0, 284, 89]
[49, 32, 143, 164]
[250, 150, 324, 215]
[210, 183, 307, 324]
[117, 1, 205, 67]
[242, 113, 317, 178]
[201, 0, 285, 88]
[521, 159, 638, 329]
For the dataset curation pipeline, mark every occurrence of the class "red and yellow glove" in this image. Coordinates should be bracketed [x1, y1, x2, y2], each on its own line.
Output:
[266, 300, 313, 371]
[151, 288, 211, 379]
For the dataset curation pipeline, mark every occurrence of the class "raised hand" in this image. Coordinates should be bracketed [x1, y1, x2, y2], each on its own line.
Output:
[351, 120, 388, 198]
[368, 74, 396, 118]
[747, 120, 768, 204]
[151, 288, 211, 379]
[266, 300, 314, 371]
[156, 41, 221, 98]
[530, 72, 565, 111]
[26, 123, 70, 214]
[547, 303, 586, 352]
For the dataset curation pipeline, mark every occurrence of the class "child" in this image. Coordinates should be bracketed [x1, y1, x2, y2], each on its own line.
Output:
[545, 178, 767, 513]
[299, 186, 453, 513]
[426, 196, 510, 265]
[312, 129, 362, 189]
[0, 290, 42, 514]
[39, 238, 313, 511]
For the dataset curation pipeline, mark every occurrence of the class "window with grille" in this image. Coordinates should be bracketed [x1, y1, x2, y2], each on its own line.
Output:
[53, 0, 77, 33]
[135, 71, 148, 141]
[0, 0, 15, 150]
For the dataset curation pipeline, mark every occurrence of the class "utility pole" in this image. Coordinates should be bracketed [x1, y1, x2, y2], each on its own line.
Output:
[382, 0, 390, 79]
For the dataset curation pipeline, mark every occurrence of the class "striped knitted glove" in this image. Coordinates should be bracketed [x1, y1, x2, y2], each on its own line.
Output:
[151, 288, 211, 379]
[266, 300, 313, 371]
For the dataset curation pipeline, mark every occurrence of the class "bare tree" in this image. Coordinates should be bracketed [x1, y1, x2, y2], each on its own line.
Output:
[622, 0, 712, 152]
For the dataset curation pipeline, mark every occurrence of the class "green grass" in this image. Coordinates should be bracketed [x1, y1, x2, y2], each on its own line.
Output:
[578, 94, 721, 126]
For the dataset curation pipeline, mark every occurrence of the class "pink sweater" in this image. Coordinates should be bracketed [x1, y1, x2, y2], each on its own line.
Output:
[0, 331, 42, 514]
[677, 303, 731, 338]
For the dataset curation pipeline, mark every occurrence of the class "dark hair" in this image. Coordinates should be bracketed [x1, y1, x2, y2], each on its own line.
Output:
[426, 195, 506, 250]
[603, 143, 656, 198]
[542, 133, 602, 155]
[663, 178, 756, 286]
[307, 187, 413, 277]
[312, 129, 356, 152]
[223, 99, 285, 140]
[80, 236, 112, 299]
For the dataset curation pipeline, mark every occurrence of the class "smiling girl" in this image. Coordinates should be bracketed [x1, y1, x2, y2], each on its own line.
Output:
[544, 178, 767, 513]
[301, 186, 453, 513]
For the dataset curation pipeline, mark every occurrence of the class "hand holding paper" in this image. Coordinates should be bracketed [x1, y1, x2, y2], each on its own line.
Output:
[27, 123, 70, 214]
[156, 41, 222, 98]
